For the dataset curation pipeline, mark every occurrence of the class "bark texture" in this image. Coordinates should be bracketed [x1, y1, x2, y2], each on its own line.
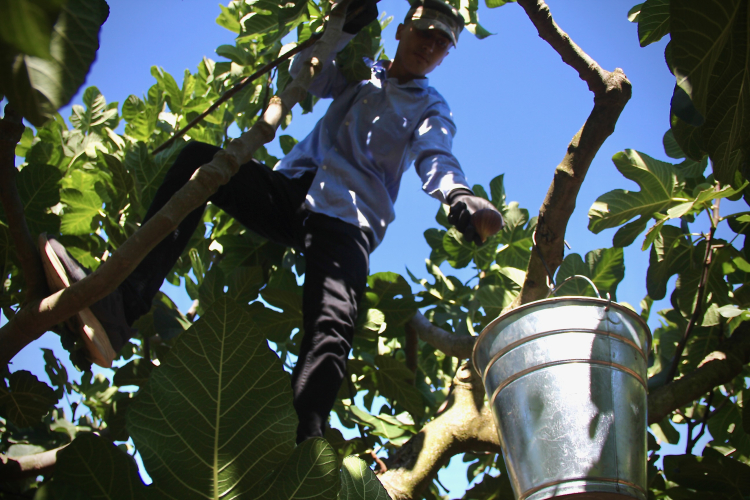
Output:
[379, 363, 501, 500]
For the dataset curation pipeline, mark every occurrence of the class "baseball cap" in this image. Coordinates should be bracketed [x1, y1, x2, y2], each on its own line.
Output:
[404, 0, 465, 47]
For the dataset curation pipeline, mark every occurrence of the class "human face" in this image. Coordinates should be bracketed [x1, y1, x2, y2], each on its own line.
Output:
[390, 23, 451, 83]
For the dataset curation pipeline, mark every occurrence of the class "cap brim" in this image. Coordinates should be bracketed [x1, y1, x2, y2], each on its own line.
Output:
[411, 18, 458, 47]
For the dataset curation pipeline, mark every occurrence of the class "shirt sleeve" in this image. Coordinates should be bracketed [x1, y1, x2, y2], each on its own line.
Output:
[289, 33, 355, 99]
[411, 98, 471, 204]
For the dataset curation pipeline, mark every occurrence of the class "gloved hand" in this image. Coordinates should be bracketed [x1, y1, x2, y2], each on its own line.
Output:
[343, 0, 379, 34]
[447, 189, 504, 245]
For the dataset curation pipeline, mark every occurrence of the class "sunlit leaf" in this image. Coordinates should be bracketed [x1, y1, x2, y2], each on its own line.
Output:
[339, 455, 391, 500]
[262, 438, 339, 500]
[128, 297, 297, 498]
[589, 150, 687, 243]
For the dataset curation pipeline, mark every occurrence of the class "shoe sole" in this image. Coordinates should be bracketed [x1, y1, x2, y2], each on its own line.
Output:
[39, 234, 115, 368]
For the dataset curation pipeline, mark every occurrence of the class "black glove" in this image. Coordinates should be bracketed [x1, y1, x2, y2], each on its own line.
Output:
[342, 0, 379, 34]
[447, 189, 504, 245]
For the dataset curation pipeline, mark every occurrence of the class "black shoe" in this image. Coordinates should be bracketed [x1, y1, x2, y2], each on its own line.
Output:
[39, 234, 135, 368]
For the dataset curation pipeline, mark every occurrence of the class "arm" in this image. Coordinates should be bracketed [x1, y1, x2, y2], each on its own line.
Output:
[412, 100, 470, 204]
[289, 33, 354, 99]
[413, 100, 504, 244]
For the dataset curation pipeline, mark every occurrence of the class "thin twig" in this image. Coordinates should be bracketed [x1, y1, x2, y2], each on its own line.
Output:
[151, 35, 320, 155]
[370, 450, 388, 474]
[666, 203, 721, 384]
[686, 391, 714, 454]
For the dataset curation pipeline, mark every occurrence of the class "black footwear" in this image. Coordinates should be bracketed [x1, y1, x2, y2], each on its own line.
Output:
[39, 234, 135, 368]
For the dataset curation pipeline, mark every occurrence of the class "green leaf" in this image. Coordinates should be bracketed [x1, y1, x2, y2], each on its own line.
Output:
[339, 455, 391, 500]
[279, 135, 299, 155]
[60, 187, 103, 235]
[663, 450, 750, 497]
[663, 129, 686, 159]
[671, 0, 750, 183]
[646, 225, 693, 300]
[650, 418, 680, 445]
[489, 174, 506, 209]
[128, 297, 297, 498]
[216, 4, 241, 34]
[42, 348, 70, 398]
[70, 86, 118, 134]
[262, 438, 339, 500]
[0, 0, 61, 59]
[708, 395, 750, 456]
[373, 355, 424, 419]
[554, 248, 624, 300]
[463, 472, 515, 500]
[365, 273, 417, 331]
[0, 0, 109, 127]
[588, 150, 686, 238]
[348, 405, 414, 445]
[0, 370, 57, 427]
[41, 433, 152, 499]
[485, 0, 515, 7]
[112, 358, 153, 388]
[150, 67, 183, 113]
[637, 0, 670, 46]
[123, 141, 185, 215]
[15, 162, 62, 235]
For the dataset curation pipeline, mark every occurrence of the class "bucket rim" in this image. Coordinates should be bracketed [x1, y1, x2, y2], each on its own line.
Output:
[472, 295, 653, 374]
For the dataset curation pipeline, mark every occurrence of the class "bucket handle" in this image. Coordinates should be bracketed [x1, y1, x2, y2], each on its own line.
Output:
[551, 274, 605, 300]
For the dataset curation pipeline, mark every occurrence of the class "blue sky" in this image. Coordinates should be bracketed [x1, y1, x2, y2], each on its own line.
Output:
[7, 0, 719, 495]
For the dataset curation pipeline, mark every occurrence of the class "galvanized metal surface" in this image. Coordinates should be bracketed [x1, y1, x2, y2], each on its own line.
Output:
[473, 297, 652, 500]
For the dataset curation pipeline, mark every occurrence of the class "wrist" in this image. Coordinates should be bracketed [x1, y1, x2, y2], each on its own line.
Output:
[446, 188, 473, 204]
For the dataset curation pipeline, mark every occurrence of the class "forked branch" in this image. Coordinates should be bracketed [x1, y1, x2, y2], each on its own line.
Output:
[382, 1, 632, 497]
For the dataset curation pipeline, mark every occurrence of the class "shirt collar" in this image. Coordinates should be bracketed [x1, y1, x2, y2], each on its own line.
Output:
[372, 59, 430, 89]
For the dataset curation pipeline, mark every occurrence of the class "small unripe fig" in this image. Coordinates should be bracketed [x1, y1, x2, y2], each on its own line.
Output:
[472, 208, 503, 242]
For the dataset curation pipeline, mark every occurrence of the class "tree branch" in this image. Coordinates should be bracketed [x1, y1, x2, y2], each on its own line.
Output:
[0, 1, 352, 368]
[379, 362, 500, 500]
[0, 104, 49, 304]
[647, 321, 750, 425]
[512, 0, 632, 307]
[408, 312, 475, 360]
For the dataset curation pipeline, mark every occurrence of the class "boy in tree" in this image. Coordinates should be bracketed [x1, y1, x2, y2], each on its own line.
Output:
[41, 0, 503, 443]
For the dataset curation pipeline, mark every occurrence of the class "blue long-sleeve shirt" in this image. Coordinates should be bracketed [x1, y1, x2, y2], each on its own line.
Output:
[275, 34, 471, 249]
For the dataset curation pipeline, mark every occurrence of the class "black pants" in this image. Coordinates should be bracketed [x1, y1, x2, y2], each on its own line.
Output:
[121, 142, 371, 443]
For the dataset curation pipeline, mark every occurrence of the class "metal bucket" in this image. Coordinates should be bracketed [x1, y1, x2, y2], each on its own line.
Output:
[473, 290, 651, 500]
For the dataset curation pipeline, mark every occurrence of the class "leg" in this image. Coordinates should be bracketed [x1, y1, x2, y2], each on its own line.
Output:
[122, 141, 313, 324]
[291, 213, 371, 443]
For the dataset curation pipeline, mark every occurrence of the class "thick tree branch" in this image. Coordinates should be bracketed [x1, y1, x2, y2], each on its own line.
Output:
[0, 1, 352, 368]
[0, 446, 66, 481]
[0, 104, 48, 303]
[379, 362, 500, 500]
[516, 0, 608, 94]
[512, 0, 632, 307]
[408, 312, 475, 360]
[647, 321, 750, 424]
